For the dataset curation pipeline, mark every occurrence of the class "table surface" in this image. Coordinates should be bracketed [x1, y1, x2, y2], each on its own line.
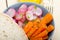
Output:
[0, 0, 60, 40]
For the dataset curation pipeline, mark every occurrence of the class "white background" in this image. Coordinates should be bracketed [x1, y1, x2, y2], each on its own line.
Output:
[0, 0, 60, 40]
[52, 0, 60, 40]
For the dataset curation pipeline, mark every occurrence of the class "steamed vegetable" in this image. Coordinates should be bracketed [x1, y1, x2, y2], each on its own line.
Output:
[18, 4, 27, 13]
[33, 18, 41, 23]
[26, 18, 41, 38]
[34, 7, 42, 16]
[43, 35, 48, 40]
[24, 12, 54, 40]
[28, 5, 42, 17]
[20, 16, 26, 22]
[47, 25, 54, 32]
[33, 15, 37, 20]
[6, 8, 16, 17]
[23, 21, 33, 34]
[31, 24, 47, 37]
[18, 21, 23, 27]
[34, 30, 48, 38]
[26, 11, 34, 21]
[26, 22, 38, 38]
[40, 13, 53, 24]
[15, 13, 23, 20]
[28, 5, 35, 11]
[30, 38, 43, 40]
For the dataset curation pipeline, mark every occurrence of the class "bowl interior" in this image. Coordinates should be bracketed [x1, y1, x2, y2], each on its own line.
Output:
[4, 2, 54, 40]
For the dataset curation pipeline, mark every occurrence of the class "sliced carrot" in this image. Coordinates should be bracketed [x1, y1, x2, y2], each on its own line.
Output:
[38, 38, 43, 40]
[34, 18, 41, 23]
[33, 21, 38, 26]
[40, 13, 53, 24]
[23, 21, 33, 34]
[30, 38, 43, 40]
[33, 18, 41, 27]
[43, 35, 48, 40]
[47, 25, 54, 32]
[31, 24, 47, 37]
[34, 30, 48, 38]
[26, 19, 41, 38]
[26, 25, 38, 38]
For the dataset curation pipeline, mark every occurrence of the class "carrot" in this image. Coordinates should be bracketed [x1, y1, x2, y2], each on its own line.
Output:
[33, 18, 41, 27]
[34, 18, 41, 23]
[33, 21, 38, 26]
[23, 21, 33, 34]
[26, 25, 38, 38]
[43, 35, 48, 40]
[30, 38, 43, 40]
[47, 25, 54, 32]
[34, 30, 48, 39]
[27, 21, 39, 38]
[38, 38, 43, 40]
[31, 24, 47, 37]
[26, 18, 41, 38]
[40, 13, 53, 24]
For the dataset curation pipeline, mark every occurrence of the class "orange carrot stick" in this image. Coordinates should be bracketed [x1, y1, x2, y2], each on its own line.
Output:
[38, 38, 43, 40]
[47, 25, 54, 32]
[33, 18, 41, 26]
[43, 35, 48, 40]
[23, 21, 33, 34]
[34, 30, 48, 38]
[31, 24, 47, 37]
[40, 13, 53, 24]
[27, 22, 39, 38]
[34, 18, 41, 23]
[26, 25, 38, 38]
[30, 38, 43, 40]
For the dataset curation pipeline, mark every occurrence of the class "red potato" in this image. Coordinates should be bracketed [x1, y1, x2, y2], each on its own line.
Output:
[28, 5, 42, 17]
[28, 5, 35, 11]
[26, 11, 38, 21]
[18, 4, 28, 14]
[26, 11, 34, 21]
[20, 16, 26, 23]
[18, 21, 23, 27]
[15, 13, 23, 20]
[18, 10, 26, 15]
[28, 5, 37, 15]
[20, 4, 27, 9]
[6, 8, 16, 17]
[33, 7, 42, 16]
[18, 9, 26, 15]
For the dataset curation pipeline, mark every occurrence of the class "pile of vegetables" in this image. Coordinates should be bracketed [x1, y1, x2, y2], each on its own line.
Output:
[24, 13, 54, 40]
[6, 4, 54, 40]
[6, 4, 42, 27]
